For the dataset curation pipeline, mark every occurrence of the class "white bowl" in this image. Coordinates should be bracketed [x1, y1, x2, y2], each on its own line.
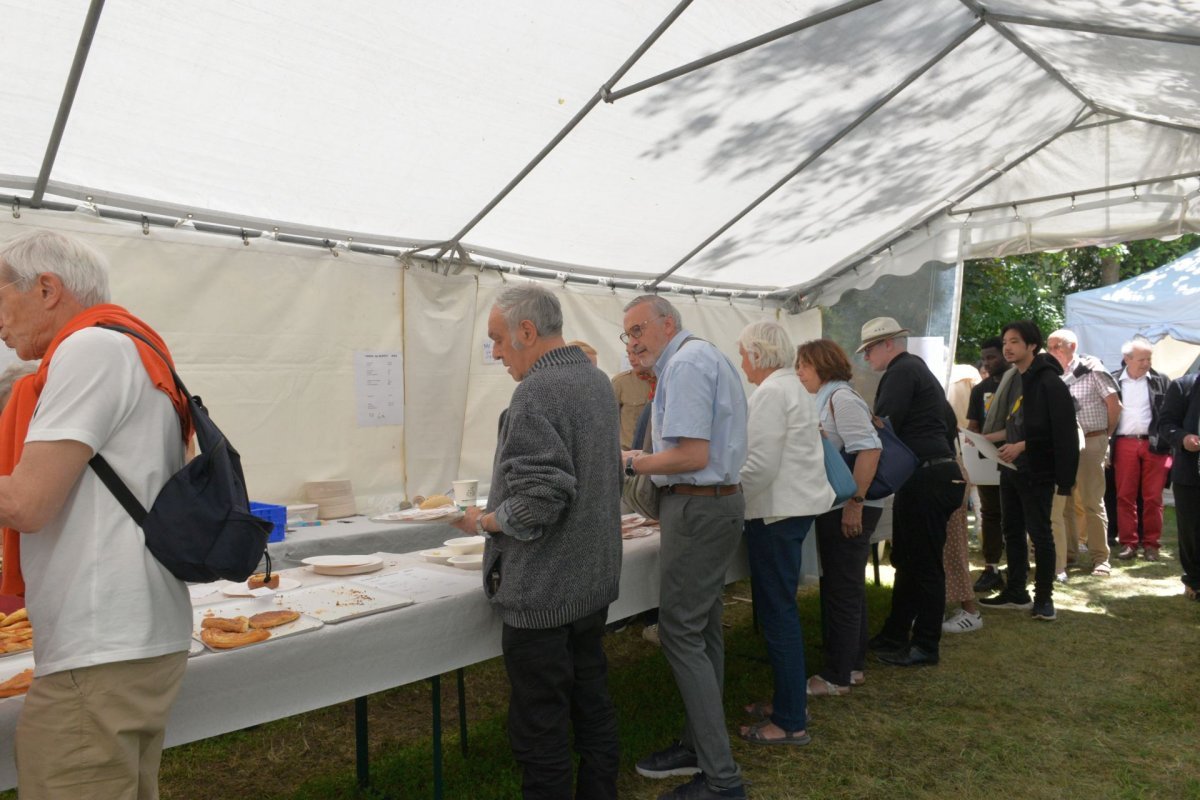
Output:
[443, 536, 486, 555]
[419, 548, 454, 565]
[448, 554, 484, 570]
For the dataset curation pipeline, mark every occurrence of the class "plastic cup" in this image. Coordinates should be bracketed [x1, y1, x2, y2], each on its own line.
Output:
[452, 480, 479, 509]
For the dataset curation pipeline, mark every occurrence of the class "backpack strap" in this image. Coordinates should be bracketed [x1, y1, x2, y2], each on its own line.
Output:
[88, 453, 148, 525]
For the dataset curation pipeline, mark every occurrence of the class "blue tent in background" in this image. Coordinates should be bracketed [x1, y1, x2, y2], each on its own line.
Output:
[1065, 247, 1200, 377]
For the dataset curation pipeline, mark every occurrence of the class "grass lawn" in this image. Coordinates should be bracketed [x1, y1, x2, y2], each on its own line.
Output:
[6, 509, 1199, 799]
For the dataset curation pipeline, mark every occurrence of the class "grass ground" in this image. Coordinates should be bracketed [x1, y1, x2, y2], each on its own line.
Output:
[6, 510, 1199, 799]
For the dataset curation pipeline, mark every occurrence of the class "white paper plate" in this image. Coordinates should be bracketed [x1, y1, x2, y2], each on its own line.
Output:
[371, 507, 464, 523]
[273, 581, 414, 624]
[188, 639, 205, 657]
[187, 582, 222, 600]
[221, 577, 301, 597]
[301, 555, 385, 576]
[448, 554, 484, 570]
[418, 548, 454, 565]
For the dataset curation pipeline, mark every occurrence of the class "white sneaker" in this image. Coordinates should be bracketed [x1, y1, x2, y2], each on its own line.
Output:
[642, 623, 661, 646]
[942, 609, 983, 634]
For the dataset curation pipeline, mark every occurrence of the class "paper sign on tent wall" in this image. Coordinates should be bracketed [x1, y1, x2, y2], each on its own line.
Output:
[354, 352, 403, 427]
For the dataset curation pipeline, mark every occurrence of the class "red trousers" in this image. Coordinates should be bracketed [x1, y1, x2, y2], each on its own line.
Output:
[1113, 437, 1171, 548]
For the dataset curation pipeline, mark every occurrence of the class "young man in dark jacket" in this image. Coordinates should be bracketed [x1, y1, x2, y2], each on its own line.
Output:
[1158, 372, 1200, 597]
[979, 321, 1079, 621]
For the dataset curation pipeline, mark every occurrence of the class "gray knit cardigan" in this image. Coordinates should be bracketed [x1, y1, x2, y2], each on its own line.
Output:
[483, 345, 623, 628]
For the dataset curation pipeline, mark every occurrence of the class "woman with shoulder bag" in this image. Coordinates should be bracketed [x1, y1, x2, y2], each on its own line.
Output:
[795, 338, 882, 697]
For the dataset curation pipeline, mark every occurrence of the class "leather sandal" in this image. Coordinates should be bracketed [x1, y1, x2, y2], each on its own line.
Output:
[806, 675, 850, 696]
[739, 722, 811, 746]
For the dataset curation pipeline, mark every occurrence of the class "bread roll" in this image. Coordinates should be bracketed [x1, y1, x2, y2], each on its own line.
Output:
[247, 573, 281, 590]
[201, 616, 250, 633]
[0, 668, 32, 698]
[419, 494, 454, 510]
[201, 628, 270, 649]
[1, 608, 28, 627]
[248, 610, 301, 629]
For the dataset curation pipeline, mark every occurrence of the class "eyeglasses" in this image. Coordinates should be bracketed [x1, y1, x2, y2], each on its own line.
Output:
[619, 314, 666, 344]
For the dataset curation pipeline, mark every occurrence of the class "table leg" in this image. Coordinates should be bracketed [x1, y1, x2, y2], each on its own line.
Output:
[456, 668, 468, 756]
[355, 696, 369, 790]
[431, 675, 443, 800]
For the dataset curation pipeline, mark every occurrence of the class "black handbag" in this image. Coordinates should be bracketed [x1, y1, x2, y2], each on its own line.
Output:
[87, 324, 272, 582]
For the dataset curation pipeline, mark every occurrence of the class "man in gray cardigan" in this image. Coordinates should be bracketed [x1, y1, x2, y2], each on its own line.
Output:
[453, 283, 623, 799]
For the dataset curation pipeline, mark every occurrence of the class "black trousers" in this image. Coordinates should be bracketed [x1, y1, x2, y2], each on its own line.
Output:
[999, 469, 1056, 602]
[815, 504, 883, 685]
[879, 460, 964, 654]
[977, 483, 1005, 565]
[502, 608, 619, 800]
[1176, 482, 1200, 591]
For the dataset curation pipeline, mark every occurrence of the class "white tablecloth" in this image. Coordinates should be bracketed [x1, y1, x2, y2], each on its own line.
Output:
[267, 515, 460, 565]
[0, 532, 750, 791]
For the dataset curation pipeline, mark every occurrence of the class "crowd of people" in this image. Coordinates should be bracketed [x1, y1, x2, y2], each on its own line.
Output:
[1, 228, 1197, 799]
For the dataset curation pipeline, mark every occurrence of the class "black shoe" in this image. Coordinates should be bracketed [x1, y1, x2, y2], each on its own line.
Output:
[637, 741, 701, 779]
[972, 568, 1004, 593]
[978, 590, 1033, 610]
[657, 774, 747, 800]
[1031, 598, 1057, 621]
[867, 632, 907, 654]
[877, 645, 939, 667]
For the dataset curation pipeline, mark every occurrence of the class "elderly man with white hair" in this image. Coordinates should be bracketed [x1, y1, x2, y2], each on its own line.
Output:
[1046, 328, 1120, 578]
[0, 228, 194, 798]
[734, 321, 832, 749]
[1110, 338, 1171, 561]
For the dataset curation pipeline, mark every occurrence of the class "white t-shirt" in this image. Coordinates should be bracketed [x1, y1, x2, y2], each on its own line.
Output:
[1116, 371, 1153, 436]
[22, 327, 191, 677]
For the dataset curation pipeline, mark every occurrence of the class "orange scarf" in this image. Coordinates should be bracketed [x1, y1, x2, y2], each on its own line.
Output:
[0, 305, 193, 596]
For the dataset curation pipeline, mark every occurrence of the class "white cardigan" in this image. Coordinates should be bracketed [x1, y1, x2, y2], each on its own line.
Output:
[740, 369, 835, 521]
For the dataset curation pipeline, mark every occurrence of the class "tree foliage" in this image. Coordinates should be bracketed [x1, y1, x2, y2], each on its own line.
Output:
[957, 234, 1200, 365]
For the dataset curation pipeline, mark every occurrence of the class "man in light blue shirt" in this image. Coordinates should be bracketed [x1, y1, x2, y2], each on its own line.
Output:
[620, 295, 749, 800]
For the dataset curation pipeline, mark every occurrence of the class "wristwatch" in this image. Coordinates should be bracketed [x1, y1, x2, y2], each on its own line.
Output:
[850, 495, 865, 504]
[625, 457, 637, 477]
[475, 513, 488, 537]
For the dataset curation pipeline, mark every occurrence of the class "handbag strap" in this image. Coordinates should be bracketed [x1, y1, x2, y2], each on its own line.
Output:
[88, 453, 149, 525]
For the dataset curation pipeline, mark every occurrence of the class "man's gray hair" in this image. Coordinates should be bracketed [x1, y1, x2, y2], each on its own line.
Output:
[0, 229, 111, 307]
[623, 294, 682, 329]
[737, 321, 794, 370]
[1047, 329, 1077, 347]
[0, 361, 37, 410]
[1121, 336, 1153, 356]
[494, 283, 563, 343]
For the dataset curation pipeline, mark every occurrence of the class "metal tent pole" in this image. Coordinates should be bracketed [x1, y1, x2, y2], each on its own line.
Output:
[987, 12, 1200, 47]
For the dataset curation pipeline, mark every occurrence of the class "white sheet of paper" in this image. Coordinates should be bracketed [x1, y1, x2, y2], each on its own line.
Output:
[354, 351, 403, 427]
[482, 340, 500, 365]
[959, 428, 1017, 471]
[353, 565, 483, 603]
[958, 432, 1001, 485]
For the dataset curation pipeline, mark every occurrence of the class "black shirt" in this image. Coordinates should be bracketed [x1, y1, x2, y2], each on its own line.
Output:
[967, 373, 1003, 427]
[873, 351, 954, 461]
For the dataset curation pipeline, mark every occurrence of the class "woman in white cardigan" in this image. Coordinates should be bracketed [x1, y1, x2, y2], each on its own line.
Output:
[735, 321, 834, 747]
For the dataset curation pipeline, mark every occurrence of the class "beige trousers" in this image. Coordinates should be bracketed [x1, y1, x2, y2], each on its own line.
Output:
[16, 651, 188, 800]
[1052, 433, 1111, 572]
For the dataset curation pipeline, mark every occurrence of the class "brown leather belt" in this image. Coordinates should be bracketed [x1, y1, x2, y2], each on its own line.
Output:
[663, 483, 742, 497]
[1116, 434, 1149, 440]
[1084, 429, 1108, 438]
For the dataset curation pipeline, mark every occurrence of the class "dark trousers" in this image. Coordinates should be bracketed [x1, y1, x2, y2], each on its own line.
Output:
[879, 460, 964, 654]
[977, 484, 1004, 565]
[1176, 483, 1200, 591]
[999, 469, 1056, 602]
[502, 608, 618, 800]
[745, 515, 813, 732]
[815, 504, 883, 686]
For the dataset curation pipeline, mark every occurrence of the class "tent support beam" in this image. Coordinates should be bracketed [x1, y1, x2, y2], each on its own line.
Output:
[431, 0, 695, 260]
[987, 12, 1200, 48]
[30, 0, 106, 208]
[648, 20, 984, 288]
[950, 170, 1200, 216]
[603, 0, 883, 104]
[769, 108, 1106, 302]
[959, 0, 1098, 112]
[1096, 107, 1200, 138]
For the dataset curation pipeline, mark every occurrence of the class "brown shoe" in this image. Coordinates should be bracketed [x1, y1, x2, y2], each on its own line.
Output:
[1117, 546, 1137, 560]
[1144, 547, 1160, 561]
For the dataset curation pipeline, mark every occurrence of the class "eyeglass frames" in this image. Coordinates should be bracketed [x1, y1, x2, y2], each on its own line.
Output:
[619, 314, 666, 344]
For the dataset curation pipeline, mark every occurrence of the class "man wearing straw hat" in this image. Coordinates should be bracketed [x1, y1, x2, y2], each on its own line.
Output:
[858, 317, 965, 667]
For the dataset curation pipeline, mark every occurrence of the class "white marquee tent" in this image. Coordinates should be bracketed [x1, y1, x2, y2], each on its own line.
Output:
[1066, 245, 1200, 375]
[1, 0, 1199, 505]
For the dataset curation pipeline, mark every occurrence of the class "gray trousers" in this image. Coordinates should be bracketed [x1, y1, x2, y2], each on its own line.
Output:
[657, 490, 745, 789]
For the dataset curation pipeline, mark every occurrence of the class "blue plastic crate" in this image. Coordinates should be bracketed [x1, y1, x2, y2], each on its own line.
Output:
[249, 501, 287, 543]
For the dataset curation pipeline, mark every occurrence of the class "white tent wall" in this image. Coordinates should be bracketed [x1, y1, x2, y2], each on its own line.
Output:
[0, 211, 407, 510]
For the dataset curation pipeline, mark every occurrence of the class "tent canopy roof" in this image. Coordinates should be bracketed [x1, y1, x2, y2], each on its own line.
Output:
[2, 0, 1198, 299]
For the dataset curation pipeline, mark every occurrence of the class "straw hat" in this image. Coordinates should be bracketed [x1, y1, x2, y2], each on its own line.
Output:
[856, 316, 911, 353]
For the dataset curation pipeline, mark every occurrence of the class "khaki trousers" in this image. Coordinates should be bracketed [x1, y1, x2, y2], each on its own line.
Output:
[1052, 434, 1111, 571]
[16, 651, 188, 800]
